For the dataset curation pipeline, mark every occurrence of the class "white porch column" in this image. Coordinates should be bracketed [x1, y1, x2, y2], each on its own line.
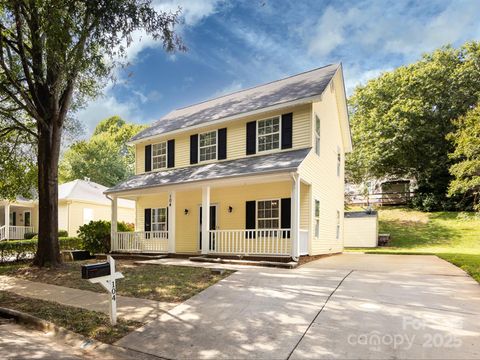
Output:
[111, 196, 118, 249]
[4, 202, 10, 240]
[168, 191, 176, 253]
[201, 186, 210, 255]
[291, 175, 300, 258]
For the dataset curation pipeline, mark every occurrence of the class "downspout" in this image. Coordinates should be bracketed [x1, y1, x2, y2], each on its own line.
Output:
[290, 172, 300, 262]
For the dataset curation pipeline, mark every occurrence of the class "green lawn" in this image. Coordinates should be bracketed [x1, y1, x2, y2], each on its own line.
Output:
[346, 207, 480, 281]
[0, 260, 232, 303]
[0, 290, 142, 343]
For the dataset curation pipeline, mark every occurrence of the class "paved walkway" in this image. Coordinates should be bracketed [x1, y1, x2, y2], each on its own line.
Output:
[117, 254, 480, 359]
[0, 322, 88, 360]
[0, 276, 176, 322]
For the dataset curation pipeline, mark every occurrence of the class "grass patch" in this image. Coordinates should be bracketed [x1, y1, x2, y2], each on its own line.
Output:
[0, 260, 232, 303]
[0, 290, 141, 343]
[345, 207, 480, 281]
[437, 253, 480, 283]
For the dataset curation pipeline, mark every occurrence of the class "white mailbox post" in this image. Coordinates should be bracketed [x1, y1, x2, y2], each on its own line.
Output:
[83, 256, 124, 325]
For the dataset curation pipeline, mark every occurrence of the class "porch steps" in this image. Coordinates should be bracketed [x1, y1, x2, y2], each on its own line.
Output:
[189, 256, 298, 269]
[96, 253, 169, 261]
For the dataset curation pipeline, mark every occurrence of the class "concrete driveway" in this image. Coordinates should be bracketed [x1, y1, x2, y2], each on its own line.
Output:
[117, 254, 480, 359]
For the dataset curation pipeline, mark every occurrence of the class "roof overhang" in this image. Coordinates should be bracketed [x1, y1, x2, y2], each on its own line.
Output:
[107, 171, 296, 199]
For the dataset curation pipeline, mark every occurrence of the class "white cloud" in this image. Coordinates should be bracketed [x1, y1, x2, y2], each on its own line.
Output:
[77, 0, 223, 135]
[308, 0, 480, 60]
[74, 84, 147, 135]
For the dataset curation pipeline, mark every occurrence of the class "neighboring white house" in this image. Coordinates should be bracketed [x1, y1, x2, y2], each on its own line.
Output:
[0, 179, 135, 240]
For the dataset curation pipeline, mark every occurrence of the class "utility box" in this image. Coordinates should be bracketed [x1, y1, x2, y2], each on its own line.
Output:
[81, 262, 111, 279]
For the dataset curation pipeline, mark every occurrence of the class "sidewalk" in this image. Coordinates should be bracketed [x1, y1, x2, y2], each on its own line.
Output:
[0, 275, 176, 322]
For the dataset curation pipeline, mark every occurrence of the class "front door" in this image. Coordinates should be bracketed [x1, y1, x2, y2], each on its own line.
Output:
[199, 205, 217, 250]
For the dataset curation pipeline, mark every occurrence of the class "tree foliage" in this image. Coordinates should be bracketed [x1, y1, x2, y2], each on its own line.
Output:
[60, 116, 145, 187]
[447, 105, 480, 210]
[347, 42, 480, 210]
[0, 0, 184, 266]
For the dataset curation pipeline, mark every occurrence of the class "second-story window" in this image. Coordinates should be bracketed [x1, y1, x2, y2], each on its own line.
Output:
[199, 130, 217, 161]
[258, 116, 280, 152]
[152, 142, 167, 170]
[315, 115, 320, 156]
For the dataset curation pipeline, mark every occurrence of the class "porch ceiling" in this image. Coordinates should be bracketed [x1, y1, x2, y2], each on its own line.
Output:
[105, 148, 310, 196]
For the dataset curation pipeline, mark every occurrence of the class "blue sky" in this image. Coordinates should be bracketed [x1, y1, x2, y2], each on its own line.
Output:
[76, 0, 480, 134]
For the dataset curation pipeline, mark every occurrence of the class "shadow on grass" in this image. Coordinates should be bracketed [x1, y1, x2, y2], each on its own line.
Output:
[379, 217, 457, 249]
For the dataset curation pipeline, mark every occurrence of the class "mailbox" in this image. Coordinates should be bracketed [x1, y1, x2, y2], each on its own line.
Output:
[81, 262, 111, 279]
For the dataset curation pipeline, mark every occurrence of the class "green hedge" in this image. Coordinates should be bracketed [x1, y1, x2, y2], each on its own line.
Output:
[0, 237, 83, 263]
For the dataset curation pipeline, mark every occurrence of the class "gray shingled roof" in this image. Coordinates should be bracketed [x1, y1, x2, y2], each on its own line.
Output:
[130, 64, 339, 142]
[105, 148, 311, 194]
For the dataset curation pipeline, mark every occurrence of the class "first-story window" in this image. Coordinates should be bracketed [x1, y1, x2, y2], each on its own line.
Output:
[24, 211, 31, 227]
[199, 131, 217, 161]
[336, 210, 340, 239]
[152, 208, 167, 231]
[257, 200, 280, 229]
[83, 208, 93, 224]
[315, 200, 320, 238]
[258, 117, 280, 152]
[152, 142, 167, 170]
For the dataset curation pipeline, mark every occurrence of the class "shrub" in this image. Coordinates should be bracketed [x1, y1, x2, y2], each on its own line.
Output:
[24, 232, 37, 240]
[58, 230, 69, 237]
[0, 237, 83, 263]
[59, 237, 83, 250]
[78, 220, 111, 254]
[118, 222, 134, 232]
[0, 239, 36, 262]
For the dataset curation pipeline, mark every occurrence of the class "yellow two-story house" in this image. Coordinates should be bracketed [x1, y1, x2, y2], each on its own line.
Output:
[105, 63, 352, 259]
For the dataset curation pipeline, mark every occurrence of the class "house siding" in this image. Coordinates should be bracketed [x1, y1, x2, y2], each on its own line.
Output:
[135, 181, 295, 253]
[134, 104, 312, 174]
[298, 71, 346, 255]
[65, 201, 134, 236]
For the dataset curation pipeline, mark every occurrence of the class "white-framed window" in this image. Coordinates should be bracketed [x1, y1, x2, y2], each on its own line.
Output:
[24, 211, 31, 227]
[337, 146, 341, 177]
[199, 130, 217, 162]
[83, 208, 93, 224]
[152, 208, 167, 231]
[314, 200, 320, 238]
[336, 210, 340, 239]
[152, 142, 167, 170]
[257, 199, 280, 229]
[257, 116, 280, 152]
[315, 115, 320, 156]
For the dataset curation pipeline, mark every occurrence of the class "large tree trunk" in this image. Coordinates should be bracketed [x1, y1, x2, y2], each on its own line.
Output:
[33, 120, 62, 267]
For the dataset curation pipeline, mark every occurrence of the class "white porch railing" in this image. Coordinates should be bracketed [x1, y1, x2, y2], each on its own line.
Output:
[0, 226, 35, 240]
[208, 229, 292, 256]
[111, 231, 169, 253]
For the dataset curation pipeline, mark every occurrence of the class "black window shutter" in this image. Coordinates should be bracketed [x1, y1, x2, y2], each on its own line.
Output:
[145, 145, 152, 172]
[246, 121, 256, 155]
[218, 128, 227, 160]
[245, 200, 256, 238]
[144, 208, 151, 232]
[281, 113, 293, 149]
[281, 198, 291, 238]
[190, 134, 198, 164]
[167, 140, 175, 168]
[166, 207, 169, 231]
